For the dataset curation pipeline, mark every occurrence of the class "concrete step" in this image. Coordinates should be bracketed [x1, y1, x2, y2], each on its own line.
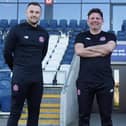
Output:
[21, 113, 60, 119]
[23, 103, 60, 109]
[43, 87, 62, 95]
[19, 87, 61, 126]
[42, 94, 61, 103]
[23, 108, 60, 113]
[43, 94, 60, 98]
[19, 119, 60, 125]
[41, 103, 60, 108]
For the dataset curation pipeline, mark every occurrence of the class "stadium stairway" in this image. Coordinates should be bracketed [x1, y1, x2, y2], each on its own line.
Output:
[19, 86, 62, 126]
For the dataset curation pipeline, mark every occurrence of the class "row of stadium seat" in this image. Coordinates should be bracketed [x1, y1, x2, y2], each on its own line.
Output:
[0, 19, 89, 35]
[117, 19, 126, 40]
[0, 19, 88, 29]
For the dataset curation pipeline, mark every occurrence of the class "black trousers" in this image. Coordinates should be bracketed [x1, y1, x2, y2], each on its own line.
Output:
[76, 82, 114, 126]
[7, 81, 43, 126]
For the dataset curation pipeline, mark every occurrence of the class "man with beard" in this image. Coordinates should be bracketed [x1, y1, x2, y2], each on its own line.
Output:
[4, 2, 49, 126]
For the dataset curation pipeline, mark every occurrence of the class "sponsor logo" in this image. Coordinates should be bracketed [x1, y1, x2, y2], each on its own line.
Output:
[39, 36, 45, 43]
[99, 36, 106, 41]
[110, 89, 114, 93]
[24, 35, 29, 39]
[77, 89, 81, 95]
[13, 84, 19, 92]
[85, 37, 91, 40]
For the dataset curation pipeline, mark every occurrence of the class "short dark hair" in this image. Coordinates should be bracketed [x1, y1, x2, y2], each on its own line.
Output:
[88, 8, 103, 18]
[27, 2, 41, 9]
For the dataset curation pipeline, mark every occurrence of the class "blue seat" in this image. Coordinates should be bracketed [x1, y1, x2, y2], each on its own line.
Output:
[121, 20, 126, 31]
[9, 19, 18, 28]
[40, 19, 49, 28]
[122, 20, 126, 25]
[58, 19, 68, 33]
[67, 44, 74, 50]
[49, 19, 58, 29]
[107, 30, 115, 34]
[0, 51, 9, 68]
[61, 60, 71, 64]
[0, 34, 3, 40]
[68, 19, 78, 31]
[0, 95, 11, 112]
[0, 71, 11, 80]
[117, 31, 126, 40]
[0, 19, 8, 29]
[0, 60, 5, 69]
[69, 39, 75, 44]
[61, 50, 74, 65]
[47, 19, 59, 32]
[0, 79, 11, 112]
[78, 19, 89, 31]
[122, 25, 126, 31]
[48, 30, 61, 35]
[61, 57, 73, 64]
[20, 19, 26, 24]
[59, 19, 67, 28]
[0, 79, 11, 91]
[0, 27, 4, 35]
[69, 30, 80, 37]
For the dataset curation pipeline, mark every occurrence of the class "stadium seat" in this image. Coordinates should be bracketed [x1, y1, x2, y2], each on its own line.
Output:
[58, 19, 68, 33]
[0, 71, 10, 80]
[107, 30, 115, 34]
[121, 20, 126, 31]
[20, 19, 26, 24]
[117, 31, 126, 40]
[9, 19, 18, 28]
[62, 54, 73, 64]
[0, 79, 11, 112]
[77, 19, 89, 31]
[68, 19, 78, 31]
[0, 27, 4, 36]
[0, 34, 3, 41]
[48, 19, 58, 29]
[0, 19, 8, 29]
[40, 19, 49, 28]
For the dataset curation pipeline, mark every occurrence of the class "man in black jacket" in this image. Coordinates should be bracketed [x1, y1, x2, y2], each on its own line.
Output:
[4, 2, 49, 126]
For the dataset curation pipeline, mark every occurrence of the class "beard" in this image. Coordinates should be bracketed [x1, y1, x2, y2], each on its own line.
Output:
[28, 18, 39, 26]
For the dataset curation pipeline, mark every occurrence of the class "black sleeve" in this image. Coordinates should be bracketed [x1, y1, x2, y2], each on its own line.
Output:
[42, 32, 49, 61]
[108, 32, 117, 43]
[74, 32, 84, 45]
[3, 27, 17, 70]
